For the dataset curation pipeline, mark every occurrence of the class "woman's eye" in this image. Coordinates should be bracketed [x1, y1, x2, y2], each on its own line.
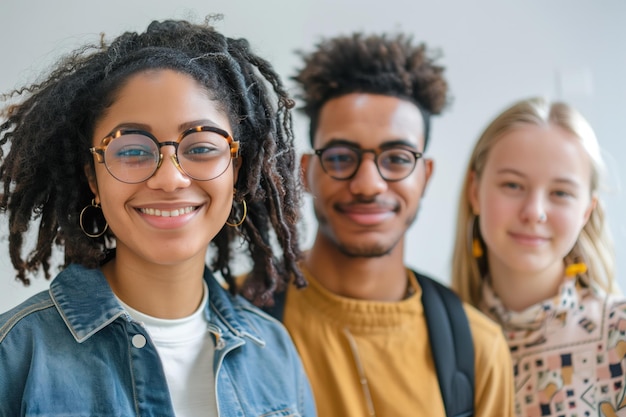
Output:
[187, 145, 218, 154]
[180, 143, 223, 162]
[502, 182, 521, 190]
[552, 190, 573, 198]
[113, 145, 155, 163]
[117, 148, 151, 157]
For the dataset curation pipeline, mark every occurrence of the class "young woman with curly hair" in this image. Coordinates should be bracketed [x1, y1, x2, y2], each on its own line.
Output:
[0, 18, 314, 417]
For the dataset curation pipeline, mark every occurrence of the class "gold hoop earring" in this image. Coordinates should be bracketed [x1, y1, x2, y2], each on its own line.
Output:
[80, 199, 109, 238]
[226, 198, 247, 227]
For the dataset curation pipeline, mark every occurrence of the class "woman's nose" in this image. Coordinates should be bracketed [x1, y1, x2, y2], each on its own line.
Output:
[145, 147, 191, 191]
[520, 192, 547, 223]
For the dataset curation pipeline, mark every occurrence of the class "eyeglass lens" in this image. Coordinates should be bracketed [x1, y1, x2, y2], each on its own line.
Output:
[319, 146, 419, 181]
[103, 130, 232, 183]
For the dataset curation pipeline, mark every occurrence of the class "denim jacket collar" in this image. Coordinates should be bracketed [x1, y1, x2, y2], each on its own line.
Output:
[50, 264, 264, 345]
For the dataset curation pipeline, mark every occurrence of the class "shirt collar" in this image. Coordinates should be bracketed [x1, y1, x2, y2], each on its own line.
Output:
[479, 276, 580, 332]
[50, 264, 263, 344]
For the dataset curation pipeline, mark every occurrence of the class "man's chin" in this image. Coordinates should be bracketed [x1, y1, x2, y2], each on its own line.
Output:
[336, 244, 394, 258]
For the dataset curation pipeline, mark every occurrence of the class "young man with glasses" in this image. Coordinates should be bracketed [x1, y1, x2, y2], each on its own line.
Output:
[273, 33, 515, 416]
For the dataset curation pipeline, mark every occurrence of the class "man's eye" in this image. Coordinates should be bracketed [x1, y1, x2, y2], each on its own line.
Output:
[325, 153, 355, 163]
[386, 154, 412, 165]
[380, 150, 414, 169]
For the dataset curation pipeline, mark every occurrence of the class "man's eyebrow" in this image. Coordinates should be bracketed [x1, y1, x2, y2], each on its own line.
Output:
[322, 138, 419, 149]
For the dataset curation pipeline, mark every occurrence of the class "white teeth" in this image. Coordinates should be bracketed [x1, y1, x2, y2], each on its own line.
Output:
[140, 206, 196, 217]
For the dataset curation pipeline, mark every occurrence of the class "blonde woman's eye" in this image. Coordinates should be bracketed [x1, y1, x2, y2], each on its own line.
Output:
[553, 190, 573, 198]
[502, 182, 521, 190]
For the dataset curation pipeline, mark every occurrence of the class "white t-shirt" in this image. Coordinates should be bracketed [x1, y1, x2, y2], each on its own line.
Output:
[118, 282, 218, 417]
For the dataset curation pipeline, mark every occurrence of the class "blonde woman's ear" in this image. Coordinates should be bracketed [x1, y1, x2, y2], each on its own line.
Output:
[468, 171, 480, 215]
[583, 194, 598, 223]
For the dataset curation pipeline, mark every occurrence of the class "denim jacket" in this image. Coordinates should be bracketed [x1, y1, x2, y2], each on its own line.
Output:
[0, 264, 316, 417]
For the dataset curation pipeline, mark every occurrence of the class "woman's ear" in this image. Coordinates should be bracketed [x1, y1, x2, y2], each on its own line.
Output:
[583, 194, 598, 224]
[232, 156, 242, 184]
[468, 171, 480, 216]
[84, 164, 99, 197]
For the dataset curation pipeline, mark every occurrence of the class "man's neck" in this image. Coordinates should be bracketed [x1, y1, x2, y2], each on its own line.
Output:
[303, 238, 408, 301]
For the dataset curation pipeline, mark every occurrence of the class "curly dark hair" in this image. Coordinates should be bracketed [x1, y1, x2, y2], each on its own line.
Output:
[292, 32, 449, 149]
[0, 18, 305, 306]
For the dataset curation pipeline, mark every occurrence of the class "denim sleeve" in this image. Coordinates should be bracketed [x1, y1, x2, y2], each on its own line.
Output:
[295, 349, 317, 416]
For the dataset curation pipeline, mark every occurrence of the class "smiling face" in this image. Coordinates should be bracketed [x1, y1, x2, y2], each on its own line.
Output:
[88, 69, 239, 268]
[469, 123, 596, 280]
[301, 93, 432, 258]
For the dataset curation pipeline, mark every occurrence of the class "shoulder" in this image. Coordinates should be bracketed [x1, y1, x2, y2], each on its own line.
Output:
[462, 302, 512, 373]
[608, 295, 626, 314]
[462, 302, 505, 342]
[207, 275, 292, 345]
[0, 290, 56, 343]
[597, 290, 626, 327]
[411, 270, 506, 347]
[232, 293, 285, 328]
[579, 286, 626, 323]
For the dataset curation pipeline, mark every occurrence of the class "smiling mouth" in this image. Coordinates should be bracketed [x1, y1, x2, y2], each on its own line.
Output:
[509, 232, 550, 244]
[139, 206, 198, 217]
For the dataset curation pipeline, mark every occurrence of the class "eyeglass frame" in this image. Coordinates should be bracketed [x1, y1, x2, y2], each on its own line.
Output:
[313, 143, 424, 182]
[90, 125, 240, 184]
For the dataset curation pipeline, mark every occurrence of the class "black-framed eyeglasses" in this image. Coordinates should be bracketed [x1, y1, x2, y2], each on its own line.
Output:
[314, 144, 423, 181]
[90, 125, 240, 184]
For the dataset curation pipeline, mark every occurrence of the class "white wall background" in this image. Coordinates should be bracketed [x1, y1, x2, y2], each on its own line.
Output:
[1, 0, 624, 312]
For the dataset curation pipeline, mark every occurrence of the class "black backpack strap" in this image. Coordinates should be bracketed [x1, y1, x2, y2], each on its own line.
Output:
[414, 271, 475, 417]
[262, 288, 287, 321]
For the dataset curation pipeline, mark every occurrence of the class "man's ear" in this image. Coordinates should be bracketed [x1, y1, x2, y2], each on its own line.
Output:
[422, 158, 434, 194]
[84, 164, 99, 198]
[300, 154, 311, 192]
[468, 170, 480, 216]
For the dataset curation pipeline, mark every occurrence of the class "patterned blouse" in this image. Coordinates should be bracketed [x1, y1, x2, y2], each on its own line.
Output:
[480, 277, 626, 417]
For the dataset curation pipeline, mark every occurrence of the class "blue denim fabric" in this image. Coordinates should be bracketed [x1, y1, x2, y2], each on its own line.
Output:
[0, 264, 316, 417]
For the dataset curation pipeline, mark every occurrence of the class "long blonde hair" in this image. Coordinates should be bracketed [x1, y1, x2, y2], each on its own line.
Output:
[451, 97, 615, 307]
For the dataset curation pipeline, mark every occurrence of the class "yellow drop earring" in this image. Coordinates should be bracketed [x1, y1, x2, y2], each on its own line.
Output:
[565, 262, 587, 277]
[472, 238, 484, 258]
[470, 214, 484, 258]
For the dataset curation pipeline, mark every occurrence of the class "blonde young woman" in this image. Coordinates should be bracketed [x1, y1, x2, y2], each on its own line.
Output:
[452, 97, 626, 417]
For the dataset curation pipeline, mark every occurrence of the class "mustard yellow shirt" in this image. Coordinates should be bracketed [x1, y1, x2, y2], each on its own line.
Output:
[283, 268, 514, 417]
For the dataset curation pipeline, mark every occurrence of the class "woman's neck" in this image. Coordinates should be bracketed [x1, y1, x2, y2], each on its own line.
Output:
[102, 252, 206, 319]
[488, 258, 565, 312]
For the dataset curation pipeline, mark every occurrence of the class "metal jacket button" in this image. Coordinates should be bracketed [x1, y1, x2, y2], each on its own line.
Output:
[132, 334, 147, 348]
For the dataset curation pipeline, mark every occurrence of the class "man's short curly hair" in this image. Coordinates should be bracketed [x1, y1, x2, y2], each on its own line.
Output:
[0, 18, 305, 306]
[292, 32, 449, 149]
